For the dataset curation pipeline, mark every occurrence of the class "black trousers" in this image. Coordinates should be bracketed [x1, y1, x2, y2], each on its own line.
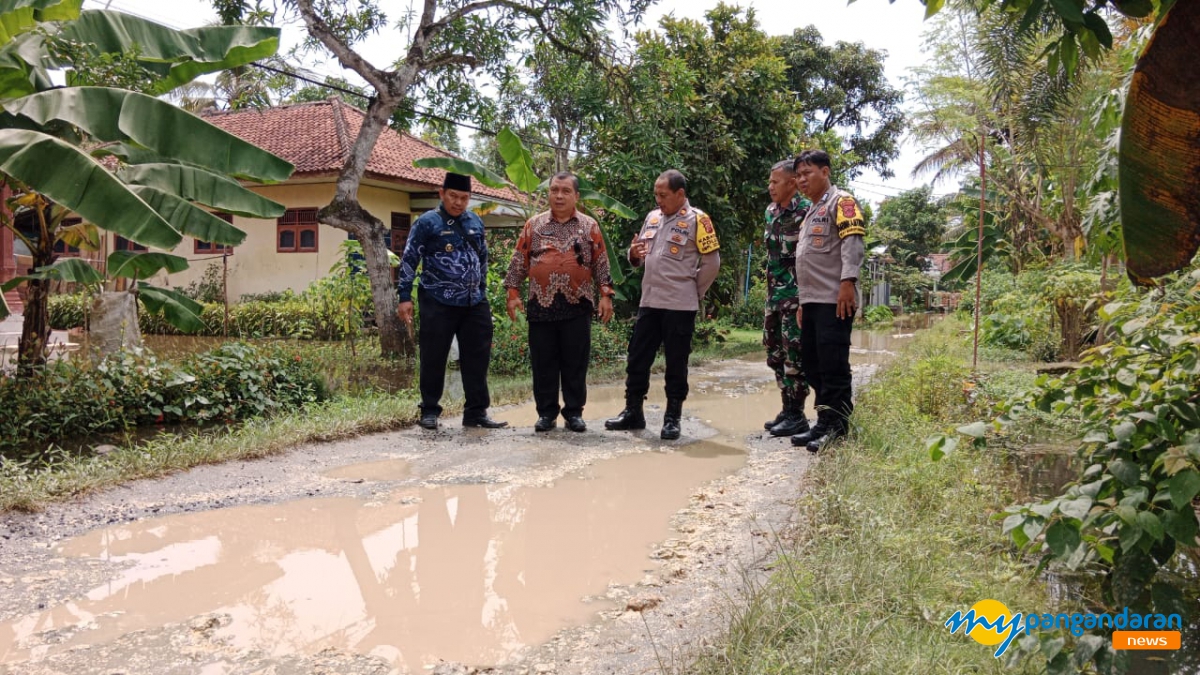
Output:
[799, 302, 854, 430]
[624, 307, 697, 402]
[417, 289, 493, 419]
[529, 312, 592, 418]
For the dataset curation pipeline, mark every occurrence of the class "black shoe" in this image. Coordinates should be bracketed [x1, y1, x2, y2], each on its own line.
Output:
[769, 414, 809, 437]
[660, 398, 683, 441]
[806, 427, 846, 453]
[535, 416, 557, 432]
[418, 412, 438, 430]
[790, 424, 826, 446]
[463, 415, 508, 429]
[564, 416, 587, 433]
[605, 406, 646, 431]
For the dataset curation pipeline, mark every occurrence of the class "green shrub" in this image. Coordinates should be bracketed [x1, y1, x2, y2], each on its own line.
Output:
[728, 278, 767, 329]
[139, 299, 353, 339]
[861, 304, 895, 327]
[488, 314, 633, 377]
[47, 292, 90, 330]
[0, 343, 327, 457]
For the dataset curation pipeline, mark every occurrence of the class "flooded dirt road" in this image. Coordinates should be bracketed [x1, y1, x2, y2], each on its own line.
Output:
[0, 328, 915, 675]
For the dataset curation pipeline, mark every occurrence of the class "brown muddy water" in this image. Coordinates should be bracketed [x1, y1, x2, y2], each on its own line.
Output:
[0, 446, 744, 671]
[0, 323, 923, 672]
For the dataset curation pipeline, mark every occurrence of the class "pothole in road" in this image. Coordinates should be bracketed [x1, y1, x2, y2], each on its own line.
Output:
[323, 458, 413, 482]
[0, 444, 744, 671]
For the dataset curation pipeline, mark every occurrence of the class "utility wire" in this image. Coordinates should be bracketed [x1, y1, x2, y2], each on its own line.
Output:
[248, 62, 586, 156]
[84, 0, 585, 157]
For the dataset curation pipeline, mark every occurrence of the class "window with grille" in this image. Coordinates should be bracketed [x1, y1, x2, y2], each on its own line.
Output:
[277, 208, 319, 253]
[195, 213, 235, 254]
[114, 235, 148, 252]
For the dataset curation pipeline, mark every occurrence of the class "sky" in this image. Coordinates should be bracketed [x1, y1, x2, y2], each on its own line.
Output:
[80, 0, 940, 203]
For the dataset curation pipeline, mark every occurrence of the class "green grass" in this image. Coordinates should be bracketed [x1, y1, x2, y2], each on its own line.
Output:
[0, 392, 420, 512]
[0, 326, 762, 512]
[688, 318, 1054, 675]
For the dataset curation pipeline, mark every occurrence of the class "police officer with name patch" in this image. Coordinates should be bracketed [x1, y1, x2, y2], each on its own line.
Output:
[605, 169, 721, 440]
[788, 150, 865, 452]
[397, 172, 507, 431]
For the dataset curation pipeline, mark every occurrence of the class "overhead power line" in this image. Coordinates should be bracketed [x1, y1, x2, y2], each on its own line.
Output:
[247, 62, 586, 156]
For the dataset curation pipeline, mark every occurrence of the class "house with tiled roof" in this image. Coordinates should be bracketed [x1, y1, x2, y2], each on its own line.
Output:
[0, 98, 525, 307]
[150, 98, 524, 299]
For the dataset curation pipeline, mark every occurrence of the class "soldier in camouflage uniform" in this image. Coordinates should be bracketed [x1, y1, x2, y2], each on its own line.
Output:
[762, 160, 812, 437]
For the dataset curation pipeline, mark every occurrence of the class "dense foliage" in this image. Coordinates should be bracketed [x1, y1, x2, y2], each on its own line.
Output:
[0, 343, 327, 457]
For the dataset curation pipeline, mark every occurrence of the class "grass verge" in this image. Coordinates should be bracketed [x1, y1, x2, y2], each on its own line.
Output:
[689, 318, 1053, 674]
[0, 327, 761, 512]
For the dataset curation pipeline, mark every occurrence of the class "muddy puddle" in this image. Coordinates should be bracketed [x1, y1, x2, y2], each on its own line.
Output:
[0, 321, 921, 673]
[0, 446, 744, 671]
[323, 458, 413, 482]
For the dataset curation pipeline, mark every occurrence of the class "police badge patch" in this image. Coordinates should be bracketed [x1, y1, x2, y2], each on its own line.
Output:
[835, 196, 866, 238]
[696, 213, 720, 254]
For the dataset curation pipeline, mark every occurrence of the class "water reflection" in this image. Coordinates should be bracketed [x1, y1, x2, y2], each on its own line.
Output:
[0, 444, 744, 670]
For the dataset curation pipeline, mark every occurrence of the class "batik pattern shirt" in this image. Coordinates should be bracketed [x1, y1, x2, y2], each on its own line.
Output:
[396, 206, 488, 307]
[504, 210, 613, 322]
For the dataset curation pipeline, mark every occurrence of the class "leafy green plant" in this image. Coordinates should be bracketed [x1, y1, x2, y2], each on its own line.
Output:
[931, 268, 1199, 673]
[861, 304, 895, 327]
[0, 2, 292, 370]
[0, 342, 326, 457]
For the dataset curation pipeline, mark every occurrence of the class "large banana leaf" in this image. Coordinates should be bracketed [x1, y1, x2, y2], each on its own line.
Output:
[118, 163, 285, 218]
[129, 186, 246, 247]
[4, 87, 294, 182]
[578, 176, 638, 219]
[578, 203, 626, 285]
[497, 128, 540, 194]
[1, 257, 103, 290]
[57, 11, 279, 95]
[0, 128, 181, 249]
[0, 291, 8, 319]
[0, 0, 80, 44]
[1119, 0, 1200, 283]
[411, 156, 510, 189]
[137, 282, 204, 333]
[107, 251, 189, 280]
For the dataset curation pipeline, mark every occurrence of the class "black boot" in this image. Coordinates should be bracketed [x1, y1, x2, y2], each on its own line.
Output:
[791, 413, 827, 446]
[764, 390, 789, 430]
[661, 398, 683, 440]
[769, 393, 809, 437]
[806, 423, 847, 453]
[605, 397, 646, 431]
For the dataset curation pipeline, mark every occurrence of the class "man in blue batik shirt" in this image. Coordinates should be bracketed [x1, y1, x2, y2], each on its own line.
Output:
[397, 172, 508, 431]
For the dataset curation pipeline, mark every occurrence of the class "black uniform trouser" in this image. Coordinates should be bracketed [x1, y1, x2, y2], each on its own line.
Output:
[623, 307, 697, 402]
[418, 289, 493, 419]
[800, 302, 854, 431]
[529, 312, 592, 419]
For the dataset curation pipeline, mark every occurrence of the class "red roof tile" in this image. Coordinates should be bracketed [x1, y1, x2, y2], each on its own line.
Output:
[202, 99, 522, 204]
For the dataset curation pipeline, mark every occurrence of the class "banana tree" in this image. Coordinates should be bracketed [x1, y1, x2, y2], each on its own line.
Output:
[414, 128, 636, 285]
[1119, 0, 1200, 283]
[0, 0, 293, 370]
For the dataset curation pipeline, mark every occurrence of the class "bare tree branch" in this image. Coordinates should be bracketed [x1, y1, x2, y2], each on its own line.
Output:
[294, 0, 390, 93]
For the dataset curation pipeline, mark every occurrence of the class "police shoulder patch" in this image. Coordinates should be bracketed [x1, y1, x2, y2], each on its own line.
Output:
[696, 212, 720, 253]
[835, 196, 866, 239]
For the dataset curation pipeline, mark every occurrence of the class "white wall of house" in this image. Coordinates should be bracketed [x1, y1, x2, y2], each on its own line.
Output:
[162, 181, 412, 301]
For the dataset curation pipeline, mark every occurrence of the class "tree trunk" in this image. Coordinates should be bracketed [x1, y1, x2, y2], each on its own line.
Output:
[361, 223, 409, 357]
[318, 95, 416, 359]
[17, 276, 50, 373]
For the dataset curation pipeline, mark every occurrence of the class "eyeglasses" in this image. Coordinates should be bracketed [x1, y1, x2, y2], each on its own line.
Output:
[573, 240, 585, 267]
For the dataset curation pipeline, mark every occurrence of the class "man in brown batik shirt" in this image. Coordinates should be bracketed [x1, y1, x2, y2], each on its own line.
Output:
[505, 172, 615, 433]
